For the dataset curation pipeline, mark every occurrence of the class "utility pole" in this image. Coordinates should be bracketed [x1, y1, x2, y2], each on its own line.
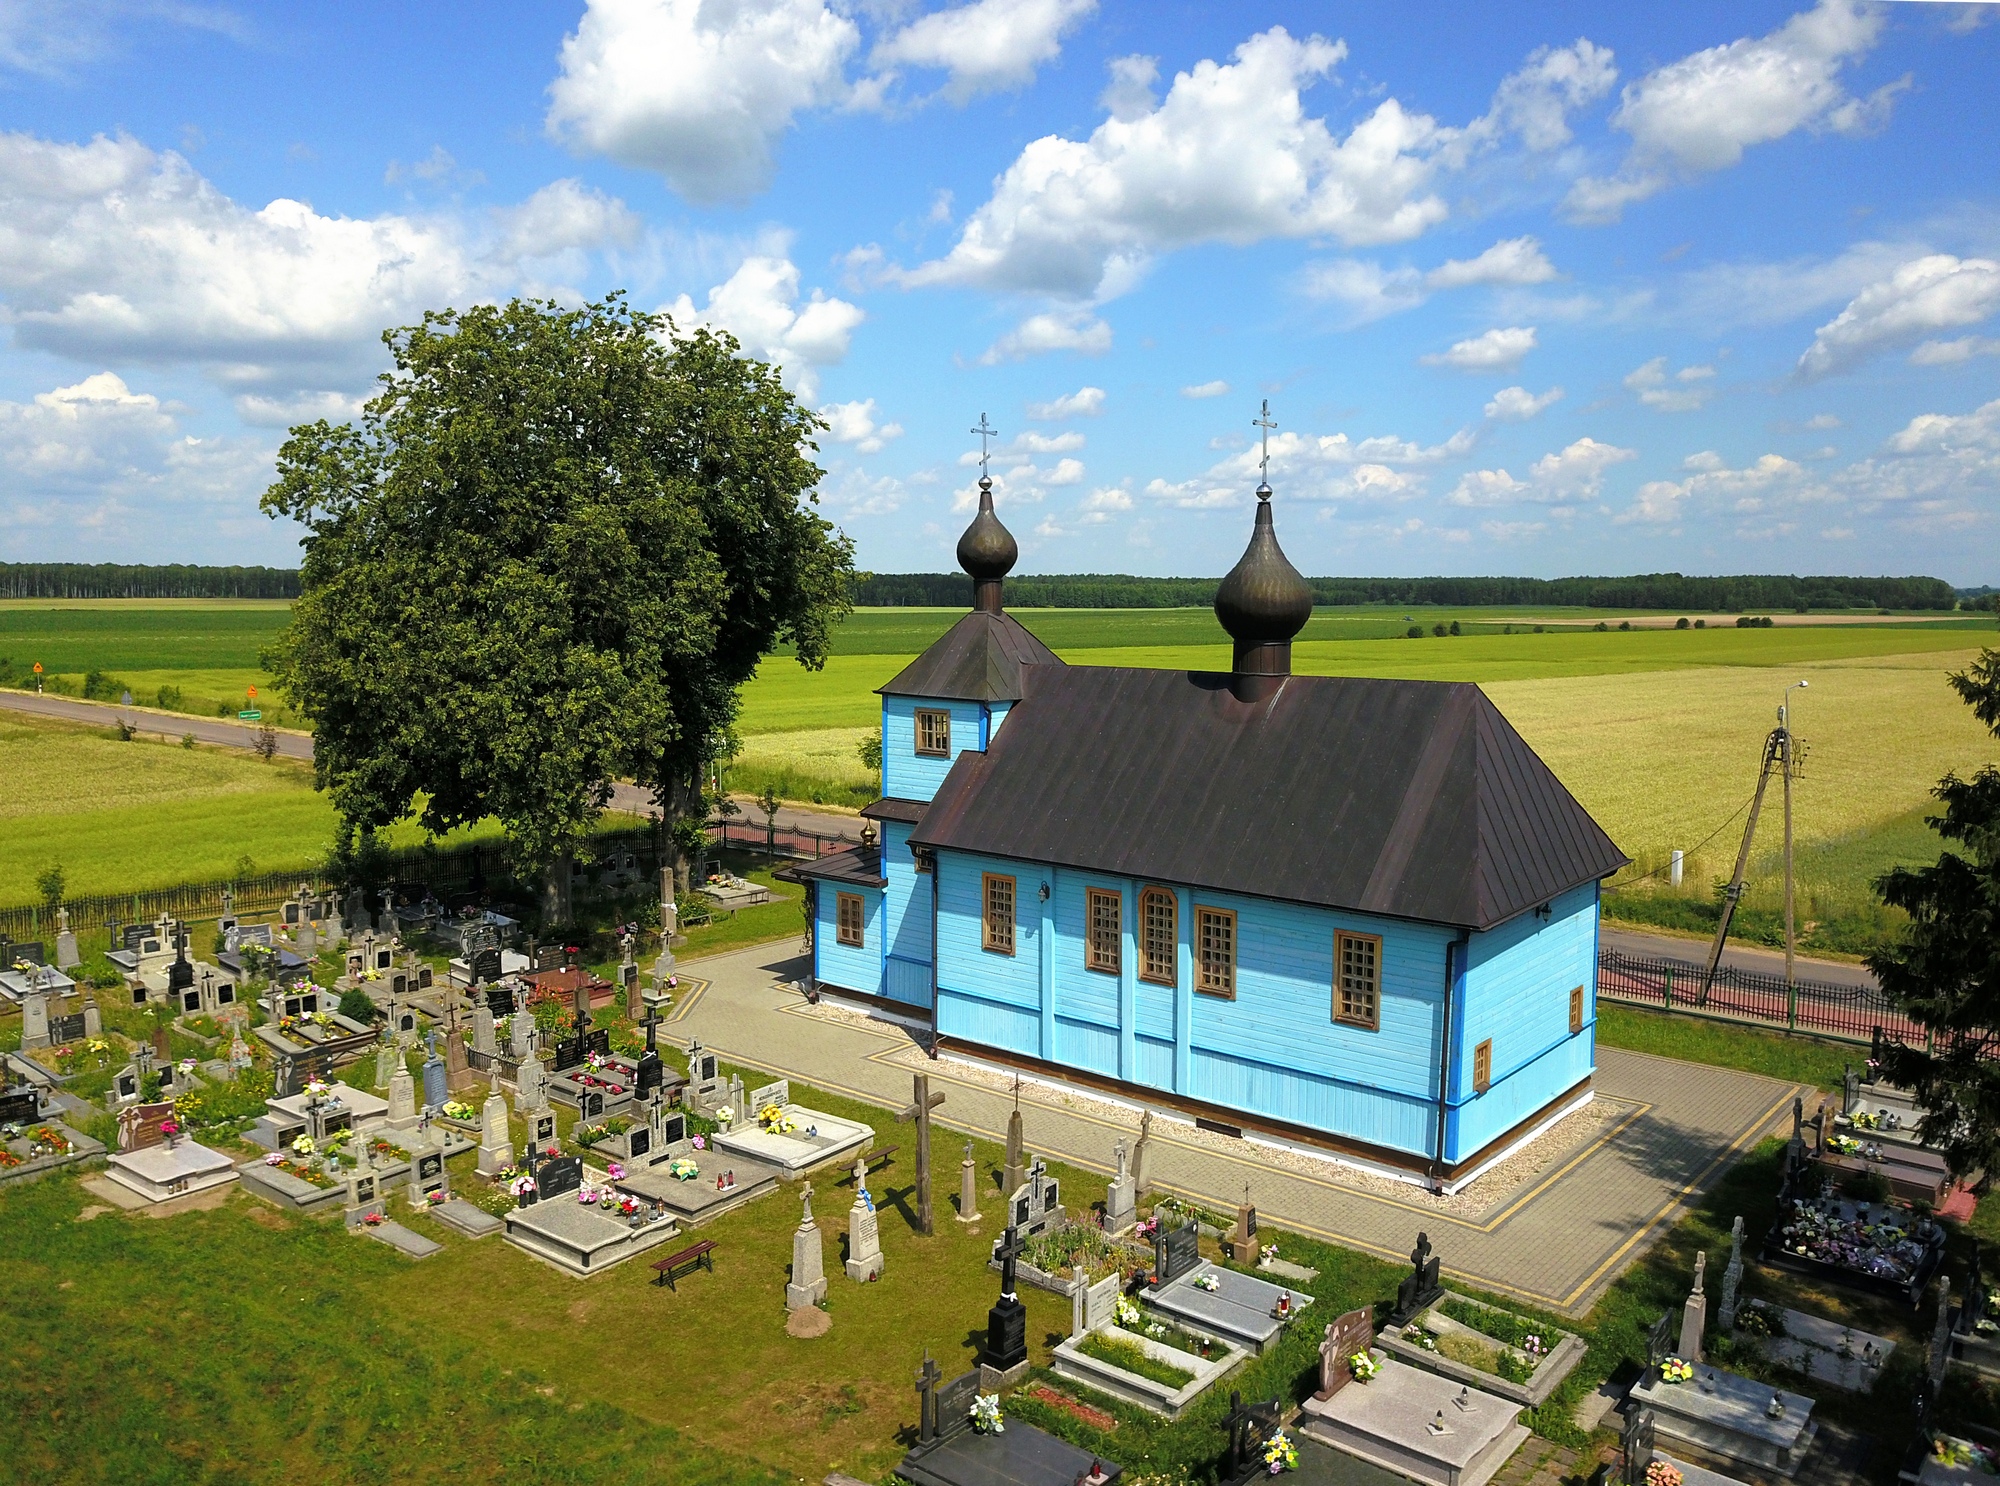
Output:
[1698, 680, 1807, 1008]
[1780, 680, 1808, 1009]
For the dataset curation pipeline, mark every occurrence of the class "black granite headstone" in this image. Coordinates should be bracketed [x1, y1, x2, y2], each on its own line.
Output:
[0, 1087, 41, 1124]
[1155, 1220, 1200, 1284]
[634, 1050, 663, 1100]
[536, 1154, 584, 1200]
[659, 1111, 686, 1147]
[551, 1035, 584, 1072]
[627, 1126, 652, 1159]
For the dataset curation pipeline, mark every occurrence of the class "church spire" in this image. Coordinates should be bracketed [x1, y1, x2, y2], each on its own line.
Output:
[1214, 400, 1312, 700]
[957, 413, 1017, 613]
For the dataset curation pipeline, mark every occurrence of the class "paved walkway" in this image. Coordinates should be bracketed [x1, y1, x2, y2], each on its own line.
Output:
[667, 942, 1801, 1319]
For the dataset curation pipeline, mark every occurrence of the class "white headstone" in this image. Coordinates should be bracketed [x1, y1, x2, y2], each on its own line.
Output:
[1680, 1250, 1708, 1362]
[844, 1168, 884, 1283]
[477, 1073, 512, 1177]
[1105, 1136, 1136, 1231]
[54, 907, 79, 971]
[787, 1183, 829, 1309]
[387, 1060, 417, 1130]
[20, 984, 50, 1050]
[515, 1048, 546, 1113]
[472, 1004, 496, 1057]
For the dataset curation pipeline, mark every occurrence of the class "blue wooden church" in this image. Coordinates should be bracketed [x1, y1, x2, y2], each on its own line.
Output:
[794, 458, 1627, 1187]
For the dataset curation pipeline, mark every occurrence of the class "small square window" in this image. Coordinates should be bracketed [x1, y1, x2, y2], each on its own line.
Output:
[983, 873, 1016, 955]
[1334, 931, 1380, 1030]
[915, 708, 951, 757]
[1473, 1038, 1493, 1094]
[1195, 906, 1235, 997]
[1086, 889, 1120, 974]
[1568, 985, 1584, 1036]
[836, 892, 865, 948]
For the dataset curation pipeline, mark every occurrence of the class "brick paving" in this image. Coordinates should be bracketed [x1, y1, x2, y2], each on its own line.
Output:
[670, 944, 1803, 1318]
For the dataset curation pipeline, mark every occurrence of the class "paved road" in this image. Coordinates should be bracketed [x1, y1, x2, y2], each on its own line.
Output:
[0, 687, 313, 759]
[669, 941, 1800, 1318]
[1599, 924, 1877, 991]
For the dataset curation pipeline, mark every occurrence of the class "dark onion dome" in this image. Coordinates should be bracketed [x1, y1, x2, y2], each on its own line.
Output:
[957, 476, 1018, 613]
[1214, 482, 1313, 678]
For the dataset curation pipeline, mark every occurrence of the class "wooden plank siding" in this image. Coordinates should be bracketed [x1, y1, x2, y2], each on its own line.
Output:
[880, 821, 933, 1007]
[814, 881, 884, 998]
[881, 696, 990, 801]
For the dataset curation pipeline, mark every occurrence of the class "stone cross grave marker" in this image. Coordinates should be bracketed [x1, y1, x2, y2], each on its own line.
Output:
[1679, 1250, 1708, 1362]
[987, 1223, 1029, 1368]
[1719, 1217, 1746, 1330]
[914, 1352, 944, 1443]
[1008, 1153, 1061, 1237]
[788, 1182, 828, 1309]
[1389, 1231, 1445, 1325]
[898, 1072, 946, 1235]
[1003, 1075, 1025, 1195]
[1155, 1219, 1201, 1286]
[1316, 1307, 1378, 1397]
[633, 1006, 665, 1101]
[845, 1156, 884, 1281]
[1105, 1137, 1136, 1231]
[1227, 1184, 1259, 1263]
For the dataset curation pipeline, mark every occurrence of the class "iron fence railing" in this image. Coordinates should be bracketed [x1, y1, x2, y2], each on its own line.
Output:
[1596, 947, 1923, 1048]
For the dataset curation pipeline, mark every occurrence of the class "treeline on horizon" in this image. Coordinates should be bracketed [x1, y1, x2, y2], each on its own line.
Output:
[858, 571, 1963, 611]
[0, 563, 301, 599]
[0, 562, 1966, 611]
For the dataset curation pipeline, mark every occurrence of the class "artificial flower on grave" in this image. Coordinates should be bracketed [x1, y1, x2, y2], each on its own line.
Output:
[51, 1045, 75, 1061]
[605, 1161, 627, 1181]
[159, 1119, 181, 1136]
[1114, 1295, 1143, 1328]
[363, 1212, 384, 1226]
[1850, 1110, 1881, 1131]
[970, 1394, 1004, 1435]
[1262, 1430, 1298, 1475]
[667, 1158, 699, 1181]
[426, 1190, 447, 1205]
[758, 1103, 796, 1135]
[616, 1195, 641, 1216]
[1348, 1352, 1380, 1382]
[441, 1100, 475, 1121]
[508, 1173, 537, 1197]
[1659, 1357, 1694, 1384]
[1402, 1324, 1439, 1353]
[715, 1106, 734, 1125]
[1192, 1272, 1220, 1292]
[1260, 1242, 1279, 1264]
[86, 1038, 109, 1054]
[264, 1152, 284, 1166]
[577, 1185, 602, 1205]
[1827, 1134, 1863, 1156]
[178, 1058, 197, 1074]
[1522, 1333, 1545, 1358]
[1645, 1463, 1683, 1486]
[291, 1135, 315, 1156]
[691, 1135, 706, 1151]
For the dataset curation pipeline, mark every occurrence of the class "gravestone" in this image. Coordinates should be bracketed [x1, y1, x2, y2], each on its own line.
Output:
[1155, 1220, 1201, 1286]
[787, 1182, 829, 1310]
[1718, 1217, 1747, 1331]
[0, 1085, 42, 1124]
[515, 1046, 546, 1114]
[957, 1139, 981, 1225]
[421, 1031, 448, 1110]
[344, 1169, 384, 1229]
[986, 1223, 1030, 1376]
[408, 1148, 449, 1208]
[845, 1156, 885, 1281]
[749, 1078, 791, 1114]
[374, 1038, 396, 1091]
[387, 1061, 418, 1130]
[117, 1101, 176, 1152]
[54, 907, 78, 970]
[510, 997, 534, 1060]
[477, 1073, 512, 1177]
[535, 1153, 584, 1202]
[1389, 1232, 1445, 1325]
[1007, 1154, 1062, 1237]
[1315, 1307, 1379, 1397]
[1621, 1407, 1656, 1486]
[1003, 1080, 1026, 1196]
[1227, 1190, 1259, 1264]
[1679, 1251, 1708, 1363]
[1104, 1137, 1135, 1232]
[530, 1104, 557, 1153]
[20, 983, 49, 1050]
[472, 1005, 496, 1058]
[1079, 1271, 1120, 1337]
[444, 1026, 473, 1092]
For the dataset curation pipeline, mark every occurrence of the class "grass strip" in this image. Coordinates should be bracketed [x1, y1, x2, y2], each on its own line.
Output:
[1077, 1332, 1195, 1389]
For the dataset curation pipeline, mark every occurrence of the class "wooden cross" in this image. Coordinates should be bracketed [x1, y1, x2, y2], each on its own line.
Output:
[915, 1351, 943, 1443]
[899, 1073, 947, 1235]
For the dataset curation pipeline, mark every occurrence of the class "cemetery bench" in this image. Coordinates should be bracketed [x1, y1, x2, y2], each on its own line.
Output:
[864, 1144, 899, 1175]
[651, 1238, 718, 1291]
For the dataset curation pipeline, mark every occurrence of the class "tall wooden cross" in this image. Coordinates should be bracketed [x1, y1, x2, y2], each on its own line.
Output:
[899, 1073, 947, 1235]
[915, 1351, 943, 1443]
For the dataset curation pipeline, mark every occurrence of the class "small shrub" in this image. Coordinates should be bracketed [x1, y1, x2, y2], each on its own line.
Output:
[1618, 620, 1632, 631]
[182, 733, 197, 749]
[856, 734, 882, 771]
[1406, 625, 1424, 639]
[156, 684, 184, 709]
[336, 988, 378, 1024]
[1448, 620, 1461, 636]
[1675, 617, 1690, 629]
[1694, 618, 1706, 628]
[1432, 622, 1448, 637]
[1594, 620, 1608, 632]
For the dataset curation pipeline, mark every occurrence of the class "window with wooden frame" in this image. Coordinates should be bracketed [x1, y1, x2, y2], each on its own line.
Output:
[1568, 985, 1585, 1036]
[1195, 906, 1236, 997]
[914, 708, 952, 757]
[835, 892, 865, 948]
[982, 873, 1016, 955]
[1333, 931, 1381, 1030]
[1085, 888, 1121, 974]
[1140, 887, 1177, 985]
[1473, 1038, 1493, 1094]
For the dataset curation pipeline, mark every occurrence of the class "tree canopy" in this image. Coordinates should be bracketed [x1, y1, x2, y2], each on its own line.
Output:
[1867, 647, 2000, 1178]
[262, 295, 854, 920]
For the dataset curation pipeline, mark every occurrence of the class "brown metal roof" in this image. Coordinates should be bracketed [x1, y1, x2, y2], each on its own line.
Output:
[792, 845, 887, 889]
[861, 797, 928, 825]
[877, 610, 1064, 702]
[908, 666, 1627, 932]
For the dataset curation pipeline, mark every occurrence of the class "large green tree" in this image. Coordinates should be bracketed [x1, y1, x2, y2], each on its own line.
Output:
[1867, 647, 2000, 1180]
[262, 296, 853, 924]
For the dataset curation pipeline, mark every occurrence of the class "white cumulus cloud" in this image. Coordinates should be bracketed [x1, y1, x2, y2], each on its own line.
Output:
[1565, 0, 1904, 222]
[1450, 436, 1635, 507]
[664, 255, 864, 400]
[546, 0, 860, 204]
[1796, 254, 2000, 379]
[1422, 326, 1537, 372]
[1303, 236, 1559, 324]
[1181, 380, 1230, 399]
[870, 0, 1096, 105]
[819, 397, 903, 454]
[1618, 451, 1805, 527]
[977, 310, 1111, 363]
[1911, 335, 2000, 366]
[1484, 385, 1564, 421]
[1625, 356, 1716, 412]
[1026, 386, 1105, 420]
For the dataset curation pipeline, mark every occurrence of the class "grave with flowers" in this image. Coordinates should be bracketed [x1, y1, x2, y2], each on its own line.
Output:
[1296, 1302, 1528, 1486]
[1761, 1186, 1946, 1307]
[1139, 1217, 1311, 1358]
[501, 1145, 681, 1276]
[104, 1098, 239, 1203]
[898, 1352, 1123, 1486]
[0, 1116, 103, 1186]
[609, 1103, 783, 1226]
[709, 1078, 875, 1179]
[1373, 1292, 1586, 1409]
[1051, 1268, 1246, 1418]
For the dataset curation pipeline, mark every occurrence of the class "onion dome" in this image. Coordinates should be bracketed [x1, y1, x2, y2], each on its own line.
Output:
[957, 476, 1018, 613]
[1214, 481, 1313, 682]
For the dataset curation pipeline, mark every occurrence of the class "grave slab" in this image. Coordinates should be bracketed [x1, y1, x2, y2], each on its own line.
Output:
[1298, 1357, 1528, 1486]
[235, 1159, 349, 1211]
[431, 1198, 503, 1239]
[504, 1193, 681, 1277]
[1629, 1365, 1818, 1475]
[1737, 1302, 1895, 1393]
[105, 1142, 238, 1203]
[710, 1105, 873, 1178]
[897, 1420, 1122, 1486]
[1142, 1261, 1312, 1356]
[365, 1219, 443, 1259]
[1052, 1324, 1245, 1418]
[1375, 1294, 1587, 1408]
[614, 1149, 781, 1226]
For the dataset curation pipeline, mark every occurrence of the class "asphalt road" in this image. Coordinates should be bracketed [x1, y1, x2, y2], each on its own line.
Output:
[0, 687, 1884, 990]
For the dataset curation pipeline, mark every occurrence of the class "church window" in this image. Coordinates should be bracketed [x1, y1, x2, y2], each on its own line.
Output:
[1473, 1038, 1493, 1094]
[982, 873, 1016, 955]
[915, 708, 951, 757]
[1140, 888, 1177, 985]
[1195, 906, 1235, 997]
[1569, 985, 1585, 1035]
[836, 892, 864, 948]
[1085, 889, 1120, 974]
[1334, 932, 1380, 1030]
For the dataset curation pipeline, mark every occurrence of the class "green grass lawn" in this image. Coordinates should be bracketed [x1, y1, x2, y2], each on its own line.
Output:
[1596, 1004, 1857, 1090]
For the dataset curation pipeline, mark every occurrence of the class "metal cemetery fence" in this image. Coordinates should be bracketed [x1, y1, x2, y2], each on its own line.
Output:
[1595, 947, 1924, 1048]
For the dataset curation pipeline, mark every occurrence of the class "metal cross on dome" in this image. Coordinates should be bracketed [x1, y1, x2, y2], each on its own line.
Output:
[971, 413, 999, 480]
[1253, 399, 1277, 489]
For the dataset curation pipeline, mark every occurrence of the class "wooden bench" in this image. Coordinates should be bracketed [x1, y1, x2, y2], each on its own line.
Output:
[651, 1239, 717, 1291]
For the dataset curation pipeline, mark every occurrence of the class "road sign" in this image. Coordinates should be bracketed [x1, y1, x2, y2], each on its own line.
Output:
[247, 686, 257, 699]
[32, 662, 41, 673]
[239, 710, 262, 721]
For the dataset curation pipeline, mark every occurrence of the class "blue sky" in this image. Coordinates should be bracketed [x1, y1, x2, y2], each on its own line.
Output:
[0, 0, 1996, 581]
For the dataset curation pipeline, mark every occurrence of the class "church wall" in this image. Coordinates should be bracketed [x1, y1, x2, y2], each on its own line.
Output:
[813, 881, 883, 999]
[882, 696, 987, 802]
[1448, 882, 1599, 1160]
[881, 822, 933, 1007]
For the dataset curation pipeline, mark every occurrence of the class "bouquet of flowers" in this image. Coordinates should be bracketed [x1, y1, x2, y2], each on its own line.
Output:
[1192, 1273, 1220, 1293]
[291, 1134, 315, 1156]
[578, 1185, 603, 1206]
[1402, 1323, 1438, 1352]
[667, 1157, 699, 1181]
[758, 1103, 796, 1135]
[1262, 1431, 1298, 1475]
[509, 1173, 537, 1198]
[605, 1161, 627, 1181]
[441, 1100, 475, 1121]
[1645, 1462, 1683, 1486]
[715, 1106, 734, 1126]
[970, 1394, 1004, 1435]
[1659, 1357, 1694, 1384]
[426, 1190, 447, 1205]
[1349, 1352, 1380, 1382]
[1260, 1243, 1279, 1264]
[1114, 1296, 1144, 1328]
[159, 1118, 181, 1137]
[1850, 1110, 1881, 1131]
[1522, 1333, 1545, 1358]
[1827, 1134, 1863, 1156]
[363, 1211, 385, 1226]
[691, 1135, 707, 1151]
